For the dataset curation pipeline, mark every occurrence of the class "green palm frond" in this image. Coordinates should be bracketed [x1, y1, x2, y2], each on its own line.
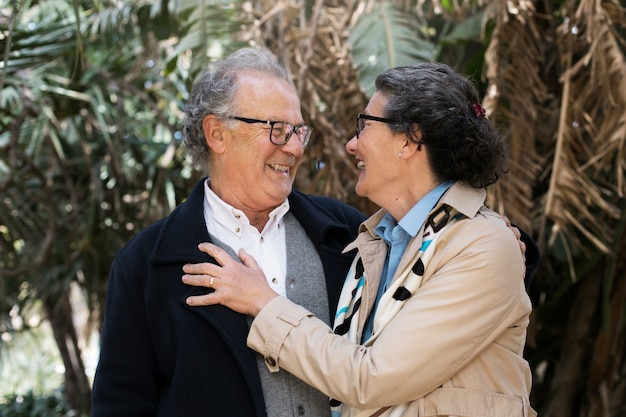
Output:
[0, 0, 193, 329]
[169, 0, 249, 77]
[0, 1, 77, 79]
[349, 1, 435, 96]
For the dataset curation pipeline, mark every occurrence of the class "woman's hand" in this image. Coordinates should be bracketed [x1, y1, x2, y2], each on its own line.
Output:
[182, 242, 279, 316]
[502, 215, 526, 279]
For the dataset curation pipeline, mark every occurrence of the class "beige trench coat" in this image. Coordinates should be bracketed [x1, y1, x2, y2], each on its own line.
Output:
[248, 183, 537, 417]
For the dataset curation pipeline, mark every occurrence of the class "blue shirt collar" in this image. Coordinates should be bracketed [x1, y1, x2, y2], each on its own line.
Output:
[375, 181, 454, 242]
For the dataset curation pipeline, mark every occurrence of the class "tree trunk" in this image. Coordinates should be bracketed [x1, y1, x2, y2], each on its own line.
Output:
[584, 252, 626, 417]
[543, 270, 600, 417]
[45, 290, 91, 415]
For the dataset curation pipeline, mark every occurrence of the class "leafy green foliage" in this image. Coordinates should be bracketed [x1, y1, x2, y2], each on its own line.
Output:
[0, 391, 71, 417]
[167, 0, 249, 78]
[347, 1, 487, 98]
[349, 2, 435, 96]
[0, 0, 240, 410]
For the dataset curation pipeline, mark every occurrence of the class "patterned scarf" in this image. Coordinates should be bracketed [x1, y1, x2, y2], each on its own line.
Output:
[331, 205, 463, 417]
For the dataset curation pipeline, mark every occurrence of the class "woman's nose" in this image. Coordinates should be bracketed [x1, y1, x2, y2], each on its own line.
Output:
[345, 135, 357, 154]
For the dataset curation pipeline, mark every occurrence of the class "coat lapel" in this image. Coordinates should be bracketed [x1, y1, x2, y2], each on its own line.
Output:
[150, 178, 265, 414]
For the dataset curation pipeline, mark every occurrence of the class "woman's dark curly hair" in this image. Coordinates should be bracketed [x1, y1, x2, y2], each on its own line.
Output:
[375, 62, 508, 188]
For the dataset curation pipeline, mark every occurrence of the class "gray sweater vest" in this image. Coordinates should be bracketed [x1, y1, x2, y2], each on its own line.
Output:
[212, 212, 331, 417]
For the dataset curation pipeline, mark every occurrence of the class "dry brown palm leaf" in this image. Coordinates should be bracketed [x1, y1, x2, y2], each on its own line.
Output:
[484, 0, 626, 272]
[542, 0, 626, 264]
[483, 0, 549, 234]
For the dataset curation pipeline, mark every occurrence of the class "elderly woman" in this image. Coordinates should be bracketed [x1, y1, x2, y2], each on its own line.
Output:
[183, 62, 536, 417]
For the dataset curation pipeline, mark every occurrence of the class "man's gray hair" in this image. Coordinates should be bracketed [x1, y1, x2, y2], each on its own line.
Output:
[183, 47, 293, 170]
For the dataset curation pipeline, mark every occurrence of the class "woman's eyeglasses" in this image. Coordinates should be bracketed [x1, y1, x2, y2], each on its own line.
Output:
[356, 113, 397, 138]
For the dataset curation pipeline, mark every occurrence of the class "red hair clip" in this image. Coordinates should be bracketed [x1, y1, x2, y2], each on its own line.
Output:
[471, 103, 486, 118]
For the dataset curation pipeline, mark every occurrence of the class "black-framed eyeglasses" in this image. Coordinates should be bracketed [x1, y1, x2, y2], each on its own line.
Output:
[356, 113, 398, 138]
[229, 116, 313, 147]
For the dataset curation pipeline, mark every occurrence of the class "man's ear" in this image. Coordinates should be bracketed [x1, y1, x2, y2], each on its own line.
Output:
[202, 114, 226, 154]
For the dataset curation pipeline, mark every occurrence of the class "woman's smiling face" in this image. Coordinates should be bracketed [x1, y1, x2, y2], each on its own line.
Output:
[345, 92, 404, 205]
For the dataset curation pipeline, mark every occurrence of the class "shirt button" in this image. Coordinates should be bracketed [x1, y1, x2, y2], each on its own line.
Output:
[297, 405, 305, 415]
[272, 277, 278, 284]
[265, 357, 276, 367]
[234, 227, 240, 233]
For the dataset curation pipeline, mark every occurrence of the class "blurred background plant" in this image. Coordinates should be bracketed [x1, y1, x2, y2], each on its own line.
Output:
[1, 322, 64, 396]
[0, 323, 72, 416]
[1, 0, 625, 416]
[0, 391, 72, 417]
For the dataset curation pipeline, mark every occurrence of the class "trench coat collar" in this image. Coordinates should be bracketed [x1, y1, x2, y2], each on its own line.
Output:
[344, 182, 485, 252]
[342, 182, 487, 282]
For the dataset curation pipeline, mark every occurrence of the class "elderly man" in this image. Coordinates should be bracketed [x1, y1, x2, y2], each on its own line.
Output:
[91, 47, 365, 417]
[91, 47, 539, 417]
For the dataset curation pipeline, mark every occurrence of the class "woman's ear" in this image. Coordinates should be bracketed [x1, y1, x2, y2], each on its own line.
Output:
[398, 139, 418, 159]
[202, 115, 226, 154]
[409, 122, 424, 152]
[398, 125, 422, 157]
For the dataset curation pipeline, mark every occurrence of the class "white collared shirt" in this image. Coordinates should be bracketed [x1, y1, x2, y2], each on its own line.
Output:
[203, 179, 289, 296]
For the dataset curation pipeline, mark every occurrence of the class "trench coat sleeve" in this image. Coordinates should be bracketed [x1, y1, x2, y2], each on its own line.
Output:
[247, 215, 529, 409]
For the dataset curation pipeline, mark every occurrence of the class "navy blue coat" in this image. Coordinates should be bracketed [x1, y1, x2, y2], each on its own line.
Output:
[91, 179, 366, 417]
